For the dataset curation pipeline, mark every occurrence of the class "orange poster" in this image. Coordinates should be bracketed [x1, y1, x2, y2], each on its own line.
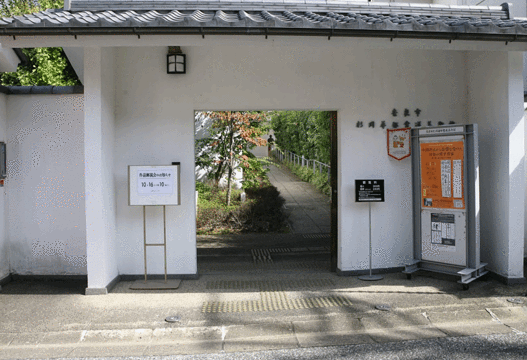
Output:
[420, 141, 464, 210]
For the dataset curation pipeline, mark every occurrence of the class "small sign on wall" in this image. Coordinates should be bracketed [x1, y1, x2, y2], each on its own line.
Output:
[129, 165, 180, 206]
[387, 128, 411, 160]
[355, 179, 385, 202]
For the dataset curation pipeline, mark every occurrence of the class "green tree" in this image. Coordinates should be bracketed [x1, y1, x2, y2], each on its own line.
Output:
[271, 111, 331, 164]
[195, 111, 268, 206]
[0, 0, 81, 86]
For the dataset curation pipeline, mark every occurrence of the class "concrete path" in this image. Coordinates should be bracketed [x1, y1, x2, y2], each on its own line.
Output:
[266, 163, 330, 234]
[1, 262, 527, 358]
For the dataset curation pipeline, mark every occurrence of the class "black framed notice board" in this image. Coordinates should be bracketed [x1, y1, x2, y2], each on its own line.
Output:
[355, 179, 385, 202]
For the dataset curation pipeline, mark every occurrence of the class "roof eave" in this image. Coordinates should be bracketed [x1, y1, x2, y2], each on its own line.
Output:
[0, 26, 525, 43]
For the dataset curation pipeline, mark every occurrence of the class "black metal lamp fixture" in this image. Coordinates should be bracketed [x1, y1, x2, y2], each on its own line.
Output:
[167, 46, 186, 74]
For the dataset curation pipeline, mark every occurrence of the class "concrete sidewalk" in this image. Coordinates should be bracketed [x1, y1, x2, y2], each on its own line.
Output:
[266, 162, 330, 234]
[1, 259, 527, 359]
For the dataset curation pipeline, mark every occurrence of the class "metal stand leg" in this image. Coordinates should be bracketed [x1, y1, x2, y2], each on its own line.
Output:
[131, 205, 180, 291]
[143, 205, 168, 283]
[359, 202, 383, 281]
[163, 205, 167, 283]
[144, 205, 147, 282]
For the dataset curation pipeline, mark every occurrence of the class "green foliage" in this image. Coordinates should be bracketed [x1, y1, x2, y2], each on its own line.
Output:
[0, 0, 81, 86]
[241, 152, 272, 190]
[271, 111, 331, 164]
[0, 0, 64, 20]
[195, 181, 212, 195]
[1, 48, 80, 86]
[196, 180, 286, 234]
[284, 162, 331, 196]
[38, 0, 64, 10]
[197, 183, 243, 212]
[195, 111, 269, 205]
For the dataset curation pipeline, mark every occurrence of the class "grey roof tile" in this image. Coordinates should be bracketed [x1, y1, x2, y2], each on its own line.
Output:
[0, 1, 524, 41]
[430, 4, 448, 9]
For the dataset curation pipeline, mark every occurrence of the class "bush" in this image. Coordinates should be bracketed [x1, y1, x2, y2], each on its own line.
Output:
[284, 162, 331, 196]
[196, 180, 286, 234]
[242, 153, 272, 190]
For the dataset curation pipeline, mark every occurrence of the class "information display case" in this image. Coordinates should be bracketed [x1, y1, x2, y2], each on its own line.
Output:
[404, 125, 487, 289]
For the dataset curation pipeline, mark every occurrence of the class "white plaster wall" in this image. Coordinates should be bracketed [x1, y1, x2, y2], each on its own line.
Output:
[115, 47, 197, 276]
[338, 49, 467, 271]
[114, 44, 467, 274]
[85, 47, 119, 289]
[7, 95, 86, 275]
[525, 102, 527, 258]
[524, 54, 527, 93]
[0, 93, 8, 280]
[101, 48, 118, 282]
[468, 51, 525, 279]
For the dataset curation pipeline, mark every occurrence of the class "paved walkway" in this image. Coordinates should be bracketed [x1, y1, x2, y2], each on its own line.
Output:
[266, 162, 330, 234]
[196, 161, 331, 253]
[1, 268, 527, 358]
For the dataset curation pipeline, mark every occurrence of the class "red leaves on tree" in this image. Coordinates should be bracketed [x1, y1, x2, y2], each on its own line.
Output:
[204, 111, 268, 206]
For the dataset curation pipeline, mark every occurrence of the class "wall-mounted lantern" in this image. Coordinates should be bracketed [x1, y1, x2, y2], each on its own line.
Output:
[167, 46, 186, 74]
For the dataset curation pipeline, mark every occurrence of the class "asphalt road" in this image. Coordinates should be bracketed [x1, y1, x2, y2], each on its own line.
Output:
[49, 332, 527, 360]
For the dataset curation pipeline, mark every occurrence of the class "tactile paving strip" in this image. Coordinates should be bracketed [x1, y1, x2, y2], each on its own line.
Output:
[257, 261, 329, 270]
[251, 249, 273, 263]
[202, 291, 352, 313]
[308, 246, 330, 251]
[198, 260, 330, 272]
[265, 247, 329, 253]
[268, 248, 292, 253]
[206, 279, 335, 290]
[302, 234, 331, 239]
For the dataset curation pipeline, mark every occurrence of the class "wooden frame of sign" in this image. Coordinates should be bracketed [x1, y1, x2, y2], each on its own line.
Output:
[129, 165, 180, 206]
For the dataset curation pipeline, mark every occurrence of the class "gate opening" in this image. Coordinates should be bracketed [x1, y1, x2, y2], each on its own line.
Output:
[194, 110, 338, 273]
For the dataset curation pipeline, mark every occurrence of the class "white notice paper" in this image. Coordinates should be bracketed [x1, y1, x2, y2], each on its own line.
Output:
[441, 160, 452, 198]
[137, 168, 175, 195]
[446, 223, 455, 239]
[441, 222, 448, 240]
[432, 230, 442, 244]
[453, 159, 462, 198]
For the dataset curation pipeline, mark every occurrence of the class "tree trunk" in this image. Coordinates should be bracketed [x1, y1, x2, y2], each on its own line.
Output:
[213, 162, 223, 186]
[225, 123, 235, 206]
[226, 162, 233, 206]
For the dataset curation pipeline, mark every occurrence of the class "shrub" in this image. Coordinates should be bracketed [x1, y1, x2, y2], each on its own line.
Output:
[242, 153, 272, 189]
[196, 179, 286, 234]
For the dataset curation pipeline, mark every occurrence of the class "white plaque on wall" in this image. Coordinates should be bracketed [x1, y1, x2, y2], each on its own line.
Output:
[129, 165, 180, 206]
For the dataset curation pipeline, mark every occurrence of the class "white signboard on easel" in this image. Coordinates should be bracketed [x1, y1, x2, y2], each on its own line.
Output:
[129, 165, 180, 206]
[128, 164, 181, 289]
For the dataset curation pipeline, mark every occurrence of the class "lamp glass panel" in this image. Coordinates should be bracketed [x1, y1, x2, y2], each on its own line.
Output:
[176, 63, 185, 72]
[168, 63, 176, 73]
[175, 55, 185, 63]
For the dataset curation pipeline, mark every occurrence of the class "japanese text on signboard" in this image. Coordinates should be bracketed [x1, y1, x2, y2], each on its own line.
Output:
[355, 179, 385, 202]
[420, 141, 464, 210]
[138, 169, 175, 195]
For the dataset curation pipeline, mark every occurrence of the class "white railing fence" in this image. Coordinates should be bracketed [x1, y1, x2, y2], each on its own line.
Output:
[272, 148, 330, 182]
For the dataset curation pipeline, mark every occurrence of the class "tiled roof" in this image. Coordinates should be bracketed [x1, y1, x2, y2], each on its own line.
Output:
[0, 1, 526, 42]
[0, 86, 84, 95]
